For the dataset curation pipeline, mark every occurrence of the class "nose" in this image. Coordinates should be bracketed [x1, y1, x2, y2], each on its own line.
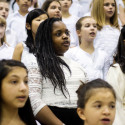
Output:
[102, 107, 110, 116]
[19, 82, 28, 92]
[62, 33, 69, 39]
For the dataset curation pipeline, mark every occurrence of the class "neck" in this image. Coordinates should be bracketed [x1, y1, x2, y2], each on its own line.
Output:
[105, 18, 111, 25]
[18, 10, 28, 16]
[1, 105, 22, 125]
[62, 11, 71, 18]
[80, 40, 94, 54]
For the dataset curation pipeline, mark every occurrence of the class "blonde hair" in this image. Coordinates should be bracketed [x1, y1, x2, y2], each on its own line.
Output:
[122, 0, 125, 5]
[91, 0, 119, 30]
[0, 16, 6, 44]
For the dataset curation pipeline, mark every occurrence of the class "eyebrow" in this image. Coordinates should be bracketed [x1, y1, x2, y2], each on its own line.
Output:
[10, 75, 28, 78]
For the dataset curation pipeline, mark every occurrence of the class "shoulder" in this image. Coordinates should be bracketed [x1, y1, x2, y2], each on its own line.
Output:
[15, 42, 24, 51]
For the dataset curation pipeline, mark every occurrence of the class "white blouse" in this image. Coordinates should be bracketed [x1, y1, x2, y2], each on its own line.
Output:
[94, 25, 120, 64]
[0, 43, 14, 60]
[65, 46, 110, 81]
[21, 44, 87, 116]
[7, 11, 27, 43]
[107, 64, 125, 125]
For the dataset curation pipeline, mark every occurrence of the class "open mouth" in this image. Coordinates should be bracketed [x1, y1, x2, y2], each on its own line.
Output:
[63, 41, 70, 47]
[90, 32, 95, 37]
[101, 118, 110, 124]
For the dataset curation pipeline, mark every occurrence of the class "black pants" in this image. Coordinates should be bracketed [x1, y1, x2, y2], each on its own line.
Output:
[49, 106, 83, 125]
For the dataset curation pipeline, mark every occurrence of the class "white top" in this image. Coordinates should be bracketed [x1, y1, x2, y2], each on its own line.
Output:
[78, 0, 93, 14]
[62, 15, 79, 47]
[94, 25, 120, 64]
[6, 27, 19, 47]
[65, 46, 110, 81]
[7, 11, 27, 43]
[69, 1, 85, 18]
[106, 63, 125, 125]
[21, 44, 87, 116]
[0, 43, 14, 60]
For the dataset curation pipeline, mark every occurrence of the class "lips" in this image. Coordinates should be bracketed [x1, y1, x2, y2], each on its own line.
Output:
[90, 32, 96, 37]
[63, 41, 70, 47]
[107, 11, 113, 14]
[17, 96, 27, 101]
[101, 118, 110, 124]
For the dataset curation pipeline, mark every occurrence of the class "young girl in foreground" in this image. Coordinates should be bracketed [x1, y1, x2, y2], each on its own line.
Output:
[25, 18, 86, 125]
[0, 59, 37, 125]
[76, 79, 116, 125]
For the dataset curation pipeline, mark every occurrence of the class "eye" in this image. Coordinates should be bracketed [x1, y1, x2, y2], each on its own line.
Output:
[95, 104, 101, 108]
[5, 8, 9, 12]
[85, 24, 90, 27]
[111, 3, 116, 7]
[56, 31, 61, 36]
[51, 6, 56, 9]
[24, 80, 28, 84]
[58, 7, 61, 11]
[0, 23, 5, 27]
[10, 80, 18, 84]
[109, 104, 115, 109]
[65, 30, 70, 36]
[104, 3, 110, 6]
[93, 24, 97, 28]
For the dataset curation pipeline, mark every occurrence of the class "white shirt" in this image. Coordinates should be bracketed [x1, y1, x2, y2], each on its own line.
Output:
[94, 25, 120, 64]
[6, 27, 19, 47]
[69, 0, 85, 18]
[62, 15, 79, 47]
[107, 63, 125, 125]
[0, 43, 14, 60]
[21, 44, 87, 116]
[7, 11, 27, 43]
[65, 46, 110, 81]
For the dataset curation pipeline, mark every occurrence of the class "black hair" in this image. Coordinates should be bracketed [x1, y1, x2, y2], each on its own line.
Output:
[114, 25, 125, 73]
[0, 59, 37, 125]
[76, 79, 116, 108]
[35, 18, 71, 98]
[25, 9, 48, 54]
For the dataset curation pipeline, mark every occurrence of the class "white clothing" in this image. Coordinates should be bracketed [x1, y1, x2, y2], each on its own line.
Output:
[7, 11, 27, 43]
[21, 44, 87, 116]
[107, 63, 125, 125]
[62, 15, 79, 47]
[0, 43, 14, 60]
[6, 27, 19, 47]
[69, 0, 85, 18]
[94, 25, 120, 64]
[65, 46, 110, 81]
[78, 0, 92, 14]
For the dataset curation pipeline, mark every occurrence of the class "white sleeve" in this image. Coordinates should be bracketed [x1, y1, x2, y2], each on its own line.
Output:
[27, 64, 46, 116]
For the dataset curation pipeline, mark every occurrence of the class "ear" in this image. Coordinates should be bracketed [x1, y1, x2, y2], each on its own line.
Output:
[76, 30, 81, 37]
[77, 108, 86, 121]
[26, 23, 31, 30]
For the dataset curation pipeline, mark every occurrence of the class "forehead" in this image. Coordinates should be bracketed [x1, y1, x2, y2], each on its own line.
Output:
[6, 67, 27, 76]
[0, 2, 9, 7]
[87, 88, 115, 103]
[52, 21, 67, 31]
[34, 14, 48, 20]
[81, 18, 96, 25]
[104, 0, 115, 3]
[49, 1, 61, 7]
